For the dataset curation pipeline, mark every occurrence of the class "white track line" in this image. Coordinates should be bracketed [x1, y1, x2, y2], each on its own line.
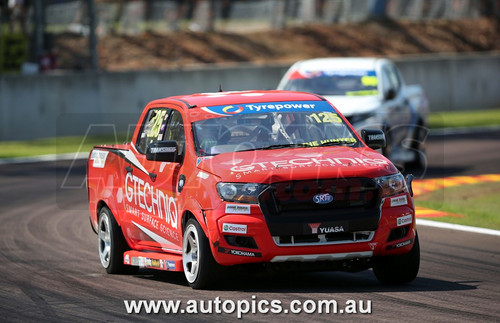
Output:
[0, 152, 88, 165]
[417, 219, 500, 237]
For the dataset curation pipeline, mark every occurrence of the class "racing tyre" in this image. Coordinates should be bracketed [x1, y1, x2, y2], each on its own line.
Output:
[182, 218, 218, 289]
[98, 206, 134, 274]
[372, 233, 420, 285]
[407, 123, 426, 169]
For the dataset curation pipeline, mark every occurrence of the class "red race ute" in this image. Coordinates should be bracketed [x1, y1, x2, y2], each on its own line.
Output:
[87, 90, 419, 289]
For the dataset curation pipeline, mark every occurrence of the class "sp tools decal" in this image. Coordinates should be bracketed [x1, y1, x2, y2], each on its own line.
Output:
[222, 223, 247, 234]
[391, 195, 408, 207]
[313, 193, 334, 204]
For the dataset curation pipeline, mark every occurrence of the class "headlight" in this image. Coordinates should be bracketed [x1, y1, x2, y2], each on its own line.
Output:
[216, 183, 268, 204]
[375, 173, 407, 197]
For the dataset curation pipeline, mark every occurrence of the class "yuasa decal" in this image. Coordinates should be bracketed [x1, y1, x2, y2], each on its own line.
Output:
[397, 213, 413, 227]
[231, 157, 388, 173]
[125, 173, 178, 229]
[222, 223, 247, 234]
[391, 195, 408, 207]
[318, 226, 345, 234]
[201, 100, 335, 116]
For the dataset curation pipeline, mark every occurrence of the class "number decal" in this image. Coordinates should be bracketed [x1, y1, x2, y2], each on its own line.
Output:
[310, 112, 342, 123]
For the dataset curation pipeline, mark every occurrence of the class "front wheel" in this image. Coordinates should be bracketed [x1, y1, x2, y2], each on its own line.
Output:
[372, 233, 420, 285]
[182, 218, 218, 289]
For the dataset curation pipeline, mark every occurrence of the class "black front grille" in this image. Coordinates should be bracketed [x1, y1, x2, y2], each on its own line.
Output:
[258, 177, 381, 236]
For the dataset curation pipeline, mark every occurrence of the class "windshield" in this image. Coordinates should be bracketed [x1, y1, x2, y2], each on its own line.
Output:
[283, 70, 378, 96]
[193, 101, 359, 156]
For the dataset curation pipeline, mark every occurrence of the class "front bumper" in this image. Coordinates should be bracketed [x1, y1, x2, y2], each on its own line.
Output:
[205, 192, 416, 266]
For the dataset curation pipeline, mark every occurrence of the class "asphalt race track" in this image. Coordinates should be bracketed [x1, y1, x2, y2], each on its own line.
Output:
[0, 130, 499, 321]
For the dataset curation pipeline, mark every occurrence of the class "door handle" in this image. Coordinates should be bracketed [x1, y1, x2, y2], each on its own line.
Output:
[125, 166, 133, 173]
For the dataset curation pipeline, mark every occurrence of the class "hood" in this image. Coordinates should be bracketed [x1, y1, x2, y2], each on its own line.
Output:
[323, 95, 381, 117]
[196, 146, 398, 184]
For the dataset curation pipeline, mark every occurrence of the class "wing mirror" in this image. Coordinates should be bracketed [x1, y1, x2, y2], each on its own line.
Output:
[361, 129, 386, 150]
[146, 140, 179, 162]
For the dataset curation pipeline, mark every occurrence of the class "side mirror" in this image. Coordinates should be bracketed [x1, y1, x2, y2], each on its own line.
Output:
[361, 129, 386, 150]
[385, 88, 396, 101]
[146, 140, 179, 162]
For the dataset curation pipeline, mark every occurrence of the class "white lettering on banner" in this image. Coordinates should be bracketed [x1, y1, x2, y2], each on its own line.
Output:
[222, 223, 247, 234]
[150, 146, 176, 154]
[125, 172, 178, 229]
[397, 214, 413, 227]
[225, 204, 251, 214]
[391, 195, 408, 207]
[245, 103, 316, 112]
[230, 157, 388, 172]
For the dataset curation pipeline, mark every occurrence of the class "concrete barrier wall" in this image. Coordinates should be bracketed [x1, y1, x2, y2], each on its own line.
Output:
[1, 52, 499, 141]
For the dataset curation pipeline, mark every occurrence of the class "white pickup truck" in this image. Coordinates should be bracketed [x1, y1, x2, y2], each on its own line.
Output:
[277, 57, 429, 168]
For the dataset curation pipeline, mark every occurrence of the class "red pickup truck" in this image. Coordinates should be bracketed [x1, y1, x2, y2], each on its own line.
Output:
[87, 90, 419, 289]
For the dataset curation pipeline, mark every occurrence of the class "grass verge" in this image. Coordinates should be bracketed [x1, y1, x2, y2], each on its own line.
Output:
[428, 108, 500, 129]
[415, 181, 500, 230]
[0, 135, 127, 159]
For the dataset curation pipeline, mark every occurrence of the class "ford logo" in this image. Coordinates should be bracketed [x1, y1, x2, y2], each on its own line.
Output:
[313, 193, 334, 204]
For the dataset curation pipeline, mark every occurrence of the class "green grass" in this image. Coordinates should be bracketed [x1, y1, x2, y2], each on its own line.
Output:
[0, 135, 128, 159]
[415, 182, 500, 230]
[428, 108, 500, 129]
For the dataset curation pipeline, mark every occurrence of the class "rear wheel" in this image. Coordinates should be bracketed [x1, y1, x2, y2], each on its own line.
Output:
[407, 122, 427, 169]
[98, 206, 133, 274]
[182, 218, 218, 289]
[372, 233, 420, 284]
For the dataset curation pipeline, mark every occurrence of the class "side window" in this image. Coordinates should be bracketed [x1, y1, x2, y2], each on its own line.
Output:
[385, 64, 401, 93]
[136, 108, 169, 153]
[164, 110, 186, 157]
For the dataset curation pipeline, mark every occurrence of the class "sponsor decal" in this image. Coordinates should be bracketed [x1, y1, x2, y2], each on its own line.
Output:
[218, 247, 262, 257]
[149, 146, 176, 154]
[368, 134, 384, 141]
[230, 157, 389, 173]
[313, 193, 334, 204]
[197, 171, 209, 179]
[397, 213, 413, 227]
[222, 105, 244, 114]
[318, 226, 344, 234]
[131, 257, 139, 266]
[225, 204, 251, 214]
[222, 223, 247, 234]
[150, 259, 161, 268]
[386, 238, 413, 250]
[391, 195, 408, 207]
[166, 260, 176, 270]
[124, 254, 130, 265]
[202, 100, 335, 116]
[90, 150, 109, 168]
[308, 223, 321, 234]
[125, 173, 178, 229]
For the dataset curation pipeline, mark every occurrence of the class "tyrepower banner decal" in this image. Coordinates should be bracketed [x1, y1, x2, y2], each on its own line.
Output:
[201, 101, 334, 116]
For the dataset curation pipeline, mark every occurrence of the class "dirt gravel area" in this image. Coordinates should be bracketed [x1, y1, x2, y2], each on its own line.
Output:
[54, 18, 500, 71]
